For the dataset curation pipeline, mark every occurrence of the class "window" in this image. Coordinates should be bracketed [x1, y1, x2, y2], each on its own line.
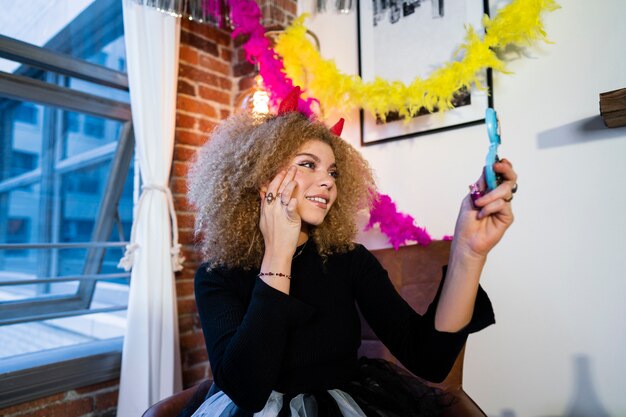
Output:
[6, 218, 30, 257]
[9, 152, 38, 177]
[0, 0, 135, 407]
[83, 115, 107, 138]
[13, 103, 38, 124]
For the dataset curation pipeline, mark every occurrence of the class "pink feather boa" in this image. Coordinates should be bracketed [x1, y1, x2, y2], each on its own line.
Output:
[366, 194, 433, 250]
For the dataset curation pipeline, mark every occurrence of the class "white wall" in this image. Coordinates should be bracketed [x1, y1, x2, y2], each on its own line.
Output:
[299, 1, 626, 416]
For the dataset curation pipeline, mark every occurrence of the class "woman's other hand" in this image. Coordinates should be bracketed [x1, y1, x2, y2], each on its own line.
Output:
[453, 158, 517, 259]
[435, 159, 517, 331]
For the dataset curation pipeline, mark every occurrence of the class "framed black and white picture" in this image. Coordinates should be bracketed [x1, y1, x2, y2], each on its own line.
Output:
[358, 0, 492, 145]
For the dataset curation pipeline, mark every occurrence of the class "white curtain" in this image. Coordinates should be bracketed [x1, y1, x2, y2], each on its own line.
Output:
[117, 1, 183, 416]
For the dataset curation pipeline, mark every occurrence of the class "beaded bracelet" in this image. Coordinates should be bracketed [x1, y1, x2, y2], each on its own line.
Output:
[258, 271, 291, 280]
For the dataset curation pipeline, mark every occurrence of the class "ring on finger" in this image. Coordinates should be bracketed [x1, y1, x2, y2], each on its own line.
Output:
[511, 183, 518, 194]
[281, 199, 289, 206]
[504, 195, 514, 203]
[265, 192, 275, 205]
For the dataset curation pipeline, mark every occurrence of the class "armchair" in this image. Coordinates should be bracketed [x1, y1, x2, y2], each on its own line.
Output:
[143, 241, 487, 417]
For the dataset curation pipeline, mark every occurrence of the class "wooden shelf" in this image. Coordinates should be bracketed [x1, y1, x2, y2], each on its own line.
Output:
[600, 88, 626, 128]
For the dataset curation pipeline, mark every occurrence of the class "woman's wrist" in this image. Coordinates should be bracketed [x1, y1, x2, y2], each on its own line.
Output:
[263, 238, 299, 257]
[263, 248, 295, 262]
[448, 245, 487, 282]
[260, 253, 293, 294]
[451, 237, 488, 265]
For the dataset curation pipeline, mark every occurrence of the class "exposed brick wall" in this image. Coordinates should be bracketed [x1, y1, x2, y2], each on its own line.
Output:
[0, 380, 119, 417]
[2, 0, 298, 415]
[174, 17, 233, 390]
[173, 0, 299, 390]
[258, 0, 298, 28]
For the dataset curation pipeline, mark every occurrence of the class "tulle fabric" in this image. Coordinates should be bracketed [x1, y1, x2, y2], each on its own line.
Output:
[342, 358, 451, 417]
[190, 389, 367, 417]
[190, 358, 451, 417]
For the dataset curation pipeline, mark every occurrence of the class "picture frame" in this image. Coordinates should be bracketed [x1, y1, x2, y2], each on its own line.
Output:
[357, 0, 493, 146]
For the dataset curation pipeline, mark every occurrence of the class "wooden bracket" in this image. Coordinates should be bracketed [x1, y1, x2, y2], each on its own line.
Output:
[600, 88, 626, 128]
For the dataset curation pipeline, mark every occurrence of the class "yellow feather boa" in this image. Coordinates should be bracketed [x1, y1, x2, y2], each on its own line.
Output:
[275, 0, 559, 119]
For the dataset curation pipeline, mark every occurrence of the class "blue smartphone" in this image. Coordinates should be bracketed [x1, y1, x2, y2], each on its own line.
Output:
[484, 107, 501, 191]
[470, 108, 502, 207]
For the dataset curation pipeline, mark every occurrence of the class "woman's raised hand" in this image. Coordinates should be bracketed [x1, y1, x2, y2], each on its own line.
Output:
[453, 159, 517, 259]
[259, 166, 301, 259]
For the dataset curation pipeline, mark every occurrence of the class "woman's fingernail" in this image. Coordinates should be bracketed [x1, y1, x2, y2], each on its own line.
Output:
[469, 183, 483, 208]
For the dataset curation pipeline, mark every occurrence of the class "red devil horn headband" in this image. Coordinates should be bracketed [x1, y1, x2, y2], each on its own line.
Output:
[330, 118, 344, 136]
[277, 86, 344, 137]
[277, 86, 301, 115]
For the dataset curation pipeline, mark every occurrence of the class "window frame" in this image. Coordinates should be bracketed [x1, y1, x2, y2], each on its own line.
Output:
[0, 39, 133, 324]
[0, 0, 135, 407]
[0, 338, 123, 408]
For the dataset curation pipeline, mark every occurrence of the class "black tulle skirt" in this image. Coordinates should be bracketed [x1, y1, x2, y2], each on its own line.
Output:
[186, 358, 452, 417]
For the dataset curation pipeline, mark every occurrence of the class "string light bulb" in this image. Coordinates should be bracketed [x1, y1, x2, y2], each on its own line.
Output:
[249, 75, 270, 115]
[236, 73, 270, 116]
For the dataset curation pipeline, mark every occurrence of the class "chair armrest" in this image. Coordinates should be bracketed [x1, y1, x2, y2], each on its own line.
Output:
[442, 387, 488, 417]
[142, 380, 212, 417]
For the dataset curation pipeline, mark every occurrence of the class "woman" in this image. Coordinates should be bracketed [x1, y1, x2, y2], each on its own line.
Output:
[186, 100, 516, 416]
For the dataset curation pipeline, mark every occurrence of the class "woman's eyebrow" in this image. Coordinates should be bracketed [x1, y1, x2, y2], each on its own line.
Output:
[295, 152, 320, 162]
[295, 153, 336, 168]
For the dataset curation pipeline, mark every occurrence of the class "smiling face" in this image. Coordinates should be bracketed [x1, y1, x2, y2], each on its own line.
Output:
[289, 139, 338, 230]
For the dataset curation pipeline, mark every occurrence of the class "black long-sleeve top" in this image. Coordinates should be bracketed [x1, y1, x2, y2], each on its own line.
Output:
[194, 243, 494, 412]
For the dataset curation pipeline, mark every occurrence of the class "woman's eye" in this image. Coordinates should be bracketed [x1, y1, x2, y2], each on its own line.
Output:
[329, 171, 339, 179]
[298, 161, 315, 169]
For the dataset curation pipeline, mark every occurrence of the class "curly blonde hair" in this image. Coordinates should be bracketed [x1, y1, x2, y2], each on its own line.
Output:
[188, 112, 376, 269]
